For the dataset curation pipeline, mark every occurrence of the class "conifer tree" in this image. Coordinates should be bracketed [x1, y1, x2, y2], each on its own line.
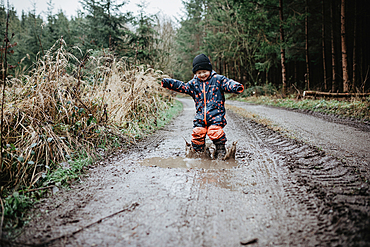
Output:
[79, 0, 132, 54]
[174, 0, 204, 80]
[129, 3, 158, 65]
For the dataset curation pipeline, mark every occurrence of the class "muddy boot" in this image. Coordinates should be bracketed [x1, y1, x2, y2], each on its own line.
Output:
[197, 145, 205, 153]
[215, 144, 226, 160]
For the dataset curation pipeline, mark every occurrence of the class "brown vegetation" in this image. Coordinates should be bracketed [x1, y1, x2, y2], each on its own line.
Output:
[0, 39, 172, 195]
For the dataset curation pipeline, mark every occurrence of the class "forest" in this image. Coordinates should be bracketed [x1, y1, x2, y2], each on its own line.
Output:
[174, 0, 370, 95]
[1, 0, 370, 94]
[0, 0, 176, 73]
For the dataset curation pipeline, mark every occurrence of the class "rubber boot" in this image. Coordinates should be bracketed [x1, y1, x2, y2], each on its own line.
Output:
[192, 143, 205, 153]
[216, 144, 226, 160]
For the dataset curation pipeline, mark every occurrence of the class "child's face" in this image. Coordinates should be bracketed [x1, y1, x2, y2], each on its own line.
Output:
[195, 70, 211, 81]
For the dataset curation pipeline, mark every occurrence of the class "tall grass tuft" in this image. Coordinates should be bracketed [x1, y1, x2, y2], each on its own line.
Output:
[0, 39, 173, 195]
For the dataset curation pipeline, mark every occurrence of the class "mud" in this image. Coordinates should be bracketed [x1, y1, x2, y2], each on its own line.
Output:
[13, 97, 370, 246]
[226, 101, 370, 166]
[140, 156, 239, 170]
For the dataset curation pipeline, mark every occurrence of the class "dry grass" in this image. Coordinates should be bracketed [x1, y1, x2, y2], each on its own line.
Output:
[0, 39, 173, 194]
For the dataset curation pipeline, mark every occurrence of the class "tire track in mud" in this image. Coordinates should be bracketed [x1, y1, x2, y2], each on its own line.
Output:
[225, 109, 322, 246]
[227, 108, 370, 246]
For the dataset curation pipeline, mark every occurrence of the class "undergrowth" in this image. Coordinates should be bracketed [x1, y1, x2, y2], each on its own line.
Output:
[0, 39, 179, 233]
[241, 95, 370, 122]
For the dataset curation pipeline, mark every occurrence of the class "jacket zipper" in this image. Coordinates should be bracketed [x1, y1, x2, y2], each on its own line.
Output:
[203, 81, 207, 126]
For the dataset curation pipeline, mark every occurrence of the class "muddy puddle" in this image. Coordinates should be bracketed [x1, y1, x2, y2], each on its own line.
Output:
[139, 156, 239, 170]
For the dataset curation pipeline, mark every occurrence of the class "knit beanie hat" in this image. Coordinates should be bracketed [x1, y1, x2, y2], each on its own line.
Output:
[192, 54, 212, 74]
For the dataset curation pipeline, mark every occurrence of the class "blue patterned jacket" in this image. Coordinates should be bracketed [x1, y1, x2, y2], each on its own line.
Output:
[161, 71, 244, 128]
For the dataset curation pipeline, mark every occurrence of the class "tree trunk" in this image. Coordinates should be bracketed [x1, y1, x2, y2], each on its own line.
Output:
[331, 0, 337, 92]
[360, 45, 363, 91]
[218, 57, 221, 75]
[279, 0, 287, 97]
[352, 0, 357, 91]
[305, 0, 310, 90]
[303, 90, 370, 98]
[341, 0, 350, 92]
[238, 58, 242, 83]
[294, 62, 297, 86]
[322, 0, 327, 91]
[226, 62, 229, 78]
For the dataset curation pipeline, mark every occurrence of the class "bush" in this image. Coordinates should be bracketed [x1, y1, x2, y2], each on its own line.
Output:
[0, 40, 177, 229]
[243, 83, 277, 97]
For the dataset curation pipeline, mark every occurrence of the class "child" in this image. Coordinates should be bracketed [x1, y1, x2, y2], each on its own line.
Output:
[161, 54, 244, 159]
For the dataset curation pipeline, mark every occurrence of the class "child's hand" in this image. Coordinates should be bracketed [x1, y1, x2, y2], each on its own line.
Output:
[236, 84, 244, 93]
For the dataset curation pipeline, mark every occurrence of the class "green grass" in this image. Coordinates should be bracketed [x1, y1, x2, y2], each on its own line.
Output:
[43, 156, 93, 188]
[2, 192, 33, 229]
[1, 154, 93, 235]
[120, 99, 183, 139]
[240, 95, 370, 122]
[157, 100, 183, 128]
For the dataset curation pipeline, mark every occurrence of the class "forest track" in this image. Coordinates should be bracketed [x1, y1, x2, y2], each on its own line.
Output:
[227, 110, 370, 245]
[14, 98, 370, 247]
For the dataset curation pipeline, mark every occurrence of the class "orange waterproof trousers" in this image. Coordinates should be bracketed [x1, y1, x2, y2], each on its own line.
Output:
[191, 125, 226, 148]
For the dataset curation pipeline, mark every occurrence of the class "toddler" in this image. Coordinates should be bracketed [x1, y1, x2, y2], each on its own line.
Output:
[161, 54, 244, 158]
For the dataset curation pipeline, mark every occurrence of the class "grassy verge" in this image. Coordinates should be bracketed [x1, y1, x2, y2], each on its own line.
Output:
[239, 95, 370, 122]
[1, 100, 183, 238]
[157, 99, 183, 128]
[123, 99, 183, 139]
[0, 40, 182, 236]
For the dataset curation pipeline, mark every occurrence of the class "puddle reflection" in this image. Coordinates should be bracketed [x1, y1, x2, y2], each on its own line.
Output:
[140, 156, 239, 170]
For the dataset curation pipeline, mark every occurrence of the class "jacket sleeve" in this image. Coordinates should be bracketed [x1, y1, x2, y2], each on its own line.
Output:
[161, 78, 192, 95]
[219, 76, 244, 94]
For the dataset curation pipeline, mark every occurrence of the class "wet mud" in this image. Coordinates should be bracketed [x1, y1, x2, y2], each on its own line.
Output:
[140, 156, 239, 170]
[15, 98, 370, 246]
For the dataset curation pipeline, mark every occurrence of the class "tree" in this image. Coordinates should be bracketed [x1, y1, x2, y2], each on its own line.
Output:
[340, 0, 349, 92]
[279, 0, 287, 96]
[321, 0, 327, 91]
[0, 3, 21, 72]
[305, 0, 310, 90]
[173, 0, 204, 80]
[79, 0, 132, 54]
[330, 0, 337, 92]
[153, 14, 177, 74]
[129, 3, 158, 65]
[352, 0, 357, 91]
[13, 7, 45, 68]
[44, 1, 74, 52]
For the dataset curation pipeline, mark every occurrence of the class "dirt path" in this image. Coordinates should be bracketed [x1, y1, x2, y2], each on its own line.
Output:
[16, 98, 369, 246]
[226, 100, 370, 165]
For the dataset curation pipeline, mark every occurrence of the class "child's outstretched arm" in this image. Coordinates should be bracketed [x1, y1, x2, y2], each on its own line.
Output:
[161, 78, 192, 95]
[217, 76, 244, 94]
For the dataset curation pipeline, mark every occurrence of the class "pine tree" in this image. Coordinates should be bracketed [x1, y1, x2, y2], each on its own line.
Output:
[130, 3, 158, 65]
[79, 0, 132, 54]
[173, 0, 204, 80]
